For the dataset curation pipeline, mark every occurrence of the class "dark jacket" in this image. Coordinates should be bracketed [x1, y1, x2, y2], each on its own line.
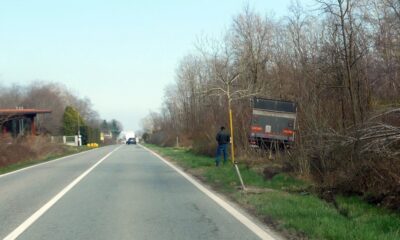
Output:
[216, 130, 230, 145]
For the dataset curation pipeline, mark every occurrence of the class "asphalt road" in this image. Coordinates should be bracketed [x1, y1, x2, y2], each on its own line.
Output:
[0, 144, 276, 240]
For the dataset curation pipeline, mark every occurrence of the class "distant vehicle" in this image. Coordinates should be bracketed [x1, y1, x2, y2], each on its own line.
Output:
[124, 131, 135, 141]
[126, 138, 137, 145]
[249, 97, 297, 148]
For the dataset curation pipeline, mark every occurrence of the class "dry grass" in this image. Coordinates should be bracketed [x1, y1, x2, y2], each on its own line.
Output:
[0, 135, 71, 168]
[300, 117, 400, 210]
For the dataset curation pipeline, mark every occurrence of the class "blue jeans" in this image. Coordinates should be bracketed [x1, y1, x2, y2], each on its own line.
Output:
[215, 144, 228, 166]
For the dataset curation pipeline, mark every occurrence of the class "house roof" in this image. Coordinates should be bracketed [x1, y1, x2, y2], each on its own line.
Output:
[0, 109, 52, 115]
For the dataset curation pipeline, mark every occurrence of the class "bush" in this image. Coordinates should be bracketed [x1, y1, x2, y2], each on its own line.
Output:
[301, 121, 400, 210]
[191, 136, 216, 157]
[0, 135, 69, 168]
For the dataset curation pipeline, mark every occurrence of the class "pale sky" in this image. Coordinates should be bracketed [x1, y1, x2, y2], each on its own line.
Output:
[0, 0, 314, 131]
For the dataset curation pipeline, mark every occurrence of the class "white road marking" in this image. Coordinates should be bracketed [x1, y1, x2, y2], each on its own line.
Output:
[140, 144, 280, 240]
[0, 148, 99, 179]
[3, 145, 123, 240]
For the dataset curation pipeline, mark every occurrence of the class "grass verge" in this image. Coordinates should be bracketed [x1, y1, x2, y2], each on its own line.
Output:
[0, 146, 90, 175]
[144, 144, 400, 240]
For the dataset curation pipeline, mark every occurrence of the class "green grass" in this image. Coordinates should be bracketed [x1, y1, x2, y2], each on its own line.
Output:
[144, 143, 400, 240]
[238, 193, 400, 240]
[146, 144, 214, 169]
[0, 146, 90, 175]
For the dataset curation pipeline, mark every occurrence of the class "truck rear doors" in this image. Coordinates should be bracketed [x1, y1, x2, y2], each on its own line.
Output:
[249, 98, 297, 147]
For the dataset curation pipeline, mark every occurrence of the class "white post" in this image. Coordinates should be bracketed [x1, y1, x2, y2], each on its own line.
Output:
[77, 111, 81, 146]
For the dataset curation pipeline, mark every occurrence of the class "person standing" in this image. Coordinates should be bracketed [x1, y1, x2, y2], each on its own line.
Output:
[215, 126, 230, 166]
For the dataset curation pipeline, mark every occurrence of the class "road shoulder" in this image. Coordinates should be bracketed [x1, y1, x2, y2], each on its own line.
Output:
[140, 144, 284, 240]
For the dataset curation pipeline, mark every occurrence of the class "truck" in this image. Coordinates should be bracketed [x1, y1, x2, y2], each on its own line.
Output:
[249, 97, 297, 148]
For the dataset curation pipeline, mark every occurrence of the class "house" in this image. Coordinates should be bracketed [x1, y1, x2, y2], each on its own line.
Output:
[0, 108, 52, 137]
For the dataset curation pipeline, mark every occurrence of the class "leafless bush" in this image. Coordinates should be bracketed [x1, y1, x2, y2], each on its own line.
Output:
[300, 109, 400, 208]
[0, 136, 70, 168]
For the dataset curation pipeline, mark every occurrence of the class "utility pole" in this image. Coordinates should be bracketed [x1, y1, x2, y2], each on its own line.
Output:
[227, 83, 246, 191]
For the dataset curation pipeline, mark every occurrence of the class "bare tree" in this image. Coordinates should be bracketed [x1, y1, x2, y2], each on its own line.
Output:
[142, 3, 400, 202]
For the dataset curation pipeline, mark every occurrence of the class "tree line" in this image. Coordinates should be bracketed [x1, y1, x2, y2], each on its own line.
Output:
[0, 81, 123, 144]
[143, 0, 400, 208]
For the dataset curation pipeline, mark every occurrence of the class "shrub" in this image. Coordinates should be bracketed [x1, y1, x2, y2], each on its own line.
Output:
[0, 135, 69, 168]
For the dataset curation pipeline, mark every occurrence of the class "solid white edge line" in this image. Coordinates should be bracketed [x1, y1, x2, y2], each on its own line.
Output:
[3, 145, 123, 240]
[140, 144, 278, 240]
[0, 146, 108, 179]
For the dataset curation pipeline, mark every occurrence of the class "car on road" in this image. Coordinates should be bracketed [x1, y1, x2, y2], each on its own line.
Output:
[126, 138, 136, 145]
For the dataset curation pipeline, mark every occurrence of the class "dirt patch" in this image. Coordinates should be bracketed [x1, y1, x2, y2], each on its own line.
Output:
[263, 166, 282, 180]
[187, 168, 207, 181]
[245, 186, 275, 194]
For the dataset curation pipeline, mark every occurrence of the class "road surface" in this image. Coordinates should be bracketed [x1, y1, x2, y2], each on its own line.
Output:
[0, 145, 278, 240]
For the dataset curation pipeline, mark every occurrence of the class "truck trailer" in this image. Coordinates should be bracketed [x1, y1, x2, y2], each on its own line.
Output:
[249, 97, 297, 148]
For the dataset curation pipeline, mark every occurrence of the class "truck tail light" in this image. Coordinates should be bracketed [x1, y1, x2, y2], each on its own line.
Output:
[251, 126, 263, 132]
[283, 129, 294, 135]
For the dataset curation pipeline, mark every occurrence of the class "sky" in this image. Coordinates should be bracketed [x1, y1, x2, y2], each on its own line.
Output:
[0, 0, 314, 131]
